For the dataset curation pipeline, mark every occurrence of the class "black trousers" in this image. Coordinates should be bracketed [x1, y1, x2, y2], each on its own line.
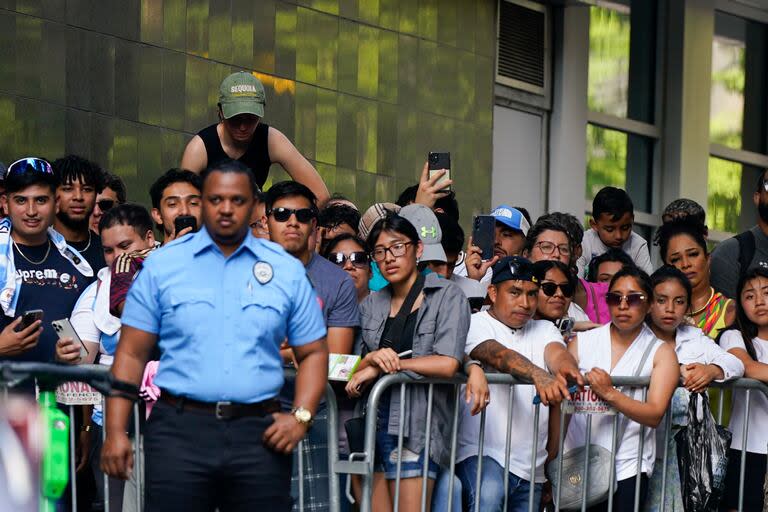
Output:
[587, 473, 649, 512]
[144, 400, 292, 512]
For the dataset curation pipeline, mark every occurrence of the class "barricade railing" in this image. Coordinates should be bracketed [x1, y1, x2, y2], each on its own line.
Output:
[0, 364, 341, 512]
[333, 373, 768, 512]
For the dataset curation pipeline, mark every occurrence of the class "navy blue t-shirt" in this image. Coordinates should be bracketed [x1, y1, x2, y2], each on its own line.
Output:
[0, 241, 94, 362]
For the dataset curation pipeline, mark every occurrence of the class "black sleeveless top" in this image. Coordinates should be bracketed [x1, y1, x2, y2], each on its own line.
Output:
[197, 122, 272, 188]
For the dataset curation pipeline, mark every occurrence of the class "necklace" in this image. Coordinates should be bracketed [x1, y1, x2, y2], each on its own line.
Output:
[13, 239, 51, 265]
[78, 230, 92, 253]
[690, 287, 716, 317]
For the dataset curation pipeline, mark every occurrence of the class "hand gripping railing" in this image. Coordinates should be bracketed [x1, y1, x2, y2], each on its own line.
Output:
[332, 373, 768, 512]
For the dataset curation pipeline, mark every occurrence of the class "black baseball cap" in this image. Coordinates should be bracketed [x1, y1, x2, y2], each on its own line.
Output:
[491, 256, 539, 285]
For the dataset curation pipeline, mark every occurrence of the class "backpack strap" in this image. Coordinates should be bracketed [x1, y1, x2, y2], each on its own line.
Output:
[736, 230, 756, 282]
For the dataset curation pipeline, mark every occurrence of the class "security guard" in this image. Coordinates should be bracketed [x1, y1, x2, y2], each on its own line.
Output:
[101, 159, 328, 511]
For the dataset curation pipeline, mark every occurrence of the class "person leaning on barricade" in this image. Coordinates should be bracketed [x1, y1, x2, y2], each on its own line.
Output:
[717, 267, 768, 511]
[100, 159, 329, 511]
[344, 212, 473, 512]
[55, 203, 159, 511]
[642, 265, 743, 511]
[448, 256, 584, 511]
[561, 267, 679, 511]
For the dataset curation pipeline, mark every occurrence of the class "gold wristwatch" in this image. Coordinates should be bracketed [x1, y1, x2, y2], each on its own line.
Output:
[292, 407, 313, 426]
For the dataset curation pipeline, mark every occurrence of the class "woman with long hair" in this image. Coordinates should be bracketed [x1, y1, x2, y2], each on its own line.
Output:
[345, 213, 470, 512]
[643, 266, 743, 511]
[564, 267, 679, 511]
[718, 267, 768, 511]
[655, 219, 735, 338]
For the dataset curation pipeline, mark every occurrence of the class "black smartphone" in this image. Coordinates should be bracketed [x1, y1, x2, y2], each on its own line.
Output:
[174, 215, 197, 235]
[17, 309, 43, 332]
[556, 317, 575, 338]
[427, 151, 451, 192]
[472, 215, 496, 261]
[468, 297, 485, 312]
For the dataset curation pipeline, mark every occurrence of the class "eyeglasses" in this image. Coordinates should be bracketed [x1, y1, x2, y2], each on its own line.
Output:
[268, 207, 316, 223]
[6, 157, 53, 179]
[540, 281, 574, 298]
[371, 241, 413, 262]
[328, 251, 369, 268]
[605, 292, 647, 307]
[97, 199, 115, 212]
[534, 241, 571, 256]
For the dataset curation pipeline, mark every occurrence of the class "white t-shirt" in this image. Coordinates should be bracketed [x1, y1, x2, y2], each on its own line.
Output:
[457, 312, 564, 482]
[720, 330, 768, 453]
[564, 323, 662, 480]
[568, 302, 590, 323]
[675, 324, 743, 381]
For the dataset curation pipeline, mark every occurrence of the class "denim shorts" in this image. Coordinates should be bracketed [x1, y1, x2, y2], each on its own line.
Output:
[373, 395, 439, 480]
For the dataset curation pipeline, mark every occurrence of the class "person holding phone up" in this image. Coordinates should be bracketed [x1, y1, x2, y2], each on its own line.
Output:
[101, 160, 328, 511]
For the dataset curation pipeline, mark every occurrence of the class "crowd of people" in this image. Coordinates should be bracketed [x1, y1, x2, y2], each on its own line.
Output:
[2, 71, 768, 512]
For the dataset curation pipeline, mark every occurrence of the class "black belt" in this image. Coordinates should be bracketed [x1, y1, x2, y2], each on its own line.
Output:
[159, 391, 281, 420]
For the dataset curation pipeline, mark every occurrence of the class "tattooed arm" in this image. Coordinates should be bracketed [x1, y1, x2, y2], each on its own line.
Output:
[470, 339, 573, 406]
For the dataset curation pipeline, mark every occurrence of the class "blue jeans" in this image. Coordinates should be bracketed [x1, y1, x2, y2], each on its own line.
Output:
[456, 456, 543, 512]
[431, 468, 463, 512]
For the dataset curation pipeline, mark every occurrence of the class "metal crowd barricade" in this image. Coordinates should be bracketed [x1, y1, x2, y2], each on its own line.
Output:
[1, 364, 341, 512]
[332, 373, 768, 512]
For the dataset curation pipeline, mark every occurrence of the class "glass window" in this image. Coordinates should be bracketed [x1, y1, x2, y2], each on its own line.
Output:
[707, 157, 763, 233]
[588, 1, 656, 123]
[710, 13, 768, 152]
[586, 124, 654, 211]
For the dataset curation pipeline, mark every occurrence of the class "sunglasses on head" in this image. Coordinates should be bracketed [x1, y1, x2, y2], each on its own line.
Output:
[97, 199, 116, 212]
[268, 207, 316, 224]
[605, 292, 647, 307]
[540, 281, 574, 298]
[328, 251, 369, 268]
[6, 157, 53, 179]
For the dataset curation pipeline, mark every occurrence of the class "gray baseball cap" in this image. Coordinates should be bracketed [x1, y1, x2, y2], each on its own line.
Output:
[400, 204, 447, 263]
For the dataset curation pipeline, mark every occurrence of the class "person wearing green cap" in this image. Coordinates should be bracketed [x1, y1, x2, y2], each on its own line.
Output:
[181, 71, 330, 204]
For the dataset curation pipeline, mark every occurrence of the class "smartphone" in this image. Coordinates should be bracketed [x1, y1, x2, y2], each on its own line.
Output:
[427, 151, 451, 192]
[51, 319, 88, 361]
[472, 215, 496, 261]
[555, 317, 576, 338]
[17, 309, 43, 332]
[174, 215, 197, 235]
[468, 297, 485, 313]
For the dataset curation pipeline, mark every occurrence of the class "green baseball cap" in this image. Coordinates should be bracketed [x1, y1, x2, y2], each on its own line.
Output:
[218, 72, 266, 119]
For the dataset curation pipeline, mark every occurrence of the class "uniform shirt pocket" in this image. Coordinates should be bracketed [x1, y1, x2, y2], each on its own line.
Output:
[239, 287, 289, 339]
[165, 289, 216, 341]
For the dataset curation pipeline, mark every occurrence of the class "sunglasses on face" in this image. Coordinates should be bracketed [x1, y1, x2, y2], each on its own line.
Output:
[6, 157, 53, 179]
[540, 281, 574, 298]
[328, 251, 369, 268]
[268, 207, 316, 223]
[97, 199, 116, 212]
[605, 292, 647, 307]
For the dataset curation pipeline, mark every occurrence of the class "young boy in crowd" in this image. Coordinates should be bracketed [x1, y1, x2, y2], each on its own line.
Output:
[576, 186, 653, 277]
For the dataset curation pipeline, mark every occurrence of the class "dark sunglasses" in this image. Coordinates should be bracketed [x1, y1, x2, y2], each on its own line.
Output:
[605, 292, 647, 307]
[540, 281, 574, 298]
[268, 207, 316, 223]
[6, 157, 53, 179]
[327, 251, 369, 268]
[97, 199, 116, 212]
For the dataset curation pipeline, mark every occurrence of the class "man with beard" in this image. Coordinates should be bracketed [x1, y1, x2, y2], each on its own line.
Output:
[52, 155, 107, 271]
[711, 169, 768, 298]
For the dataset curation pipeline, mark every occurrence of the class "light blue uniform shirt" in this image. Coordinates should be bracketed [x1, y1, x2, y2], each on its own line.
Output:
[121, 228, 326, 403]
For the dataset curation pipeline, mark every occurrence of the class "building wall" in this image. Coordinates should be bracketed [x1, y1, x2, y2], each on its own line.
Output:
[0, 0, 496, 220]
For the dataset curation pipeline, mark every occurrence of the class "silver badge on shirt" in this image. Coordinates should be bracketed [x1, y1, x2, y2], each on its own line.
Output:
[253, 261, 273, 284]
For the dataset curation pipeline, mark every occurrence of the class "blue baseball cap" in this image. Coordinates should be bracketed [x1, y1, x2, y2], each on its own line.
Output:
[491, 256, 538, 285]
[490, 204, 530, 236]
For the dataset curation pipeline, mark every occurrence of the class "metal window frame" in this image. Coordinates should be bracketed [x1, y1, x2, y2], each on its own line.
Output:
[495, 0, 551, 97]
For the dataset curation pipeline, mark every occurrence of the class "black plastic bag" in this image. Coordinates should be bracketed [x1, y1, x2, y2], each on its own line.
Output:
[674, 392, 732, 512]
